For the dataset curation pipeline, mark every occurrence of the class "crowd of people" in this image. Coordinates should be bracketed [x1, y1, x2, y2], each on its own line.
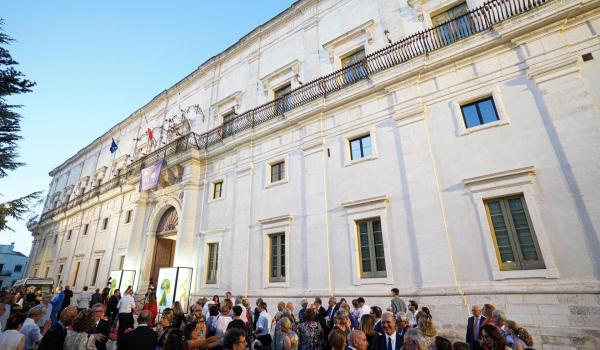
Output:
[0, 286, 535, 350]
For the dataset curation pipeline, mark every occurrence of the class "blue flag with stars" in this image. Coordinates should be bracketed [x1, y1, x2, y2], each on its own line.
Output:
[110, 138, 118, 154]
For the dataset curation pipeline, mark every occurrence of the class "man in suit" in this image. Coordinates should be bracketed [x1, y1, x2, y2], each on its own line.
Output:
[90, 303, 110, 350]
[373, 312, 403, 350]
[118, 310, 158, 350]
[326, 297, 337, 329]
[60, 286, 73, 313]
[395, 312, 410, 337]
[38, 306, 77, 350]
[371, 306, 383, 334]
[347, 330, 367, 350]
[466, 305, 485, 350]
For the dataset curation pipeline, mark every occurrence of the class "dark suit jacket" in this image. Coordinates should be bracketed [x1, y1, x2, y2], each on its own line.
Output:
[373, 333, 403, 350]
[374, 320, 383, 334]
[88, 319, 110, 350]
[118, 325, 158, 350]
[466, 316, 486, 349]
[38, 322, 67, 350]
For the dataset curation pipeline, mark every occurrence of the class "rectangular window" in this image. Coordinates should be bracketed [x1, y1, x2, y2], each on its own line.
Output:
[102, 218, 109, 230]
[349, 134, 373, 160]
[431, 2, 472, 45]
[206, 243, 219, 284]
[341, 48, 367, 83]
[119, 255, 125, 270]
[83, 224, 89, 236]
[125, 210, 133, 224]
[356, 218, 387, 278]
[485, 195, 545, 270]
[72, 261, 81, 286]
[53, 235, 58, 244]
[222, 110, 237, 137]
[270, 161, 285, 183]
[44, 266, 50, 278]
[274, 83, 292, 115]
[213, 181, 223, 199]
[67, 230, 72, 240]
[269, 233, 286, 282]
[14, 265, 22, 272]
[57, 264, 64, 284]
[461, 97, 499, 128]
[91, 258, 101, 285]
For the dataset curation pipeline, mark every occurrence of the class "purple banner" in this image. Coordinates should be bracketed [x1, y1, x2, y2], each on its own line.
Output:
[139, 160, 163, 192]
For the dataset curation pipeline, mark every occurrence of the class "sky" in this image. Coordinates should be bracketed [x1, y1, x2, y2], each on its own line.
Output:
[1, 1, 297, 256]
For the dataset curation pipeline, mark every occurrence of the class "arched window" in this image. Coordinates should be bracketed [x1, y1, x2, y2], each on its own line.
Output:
[156, 207, 178, 235]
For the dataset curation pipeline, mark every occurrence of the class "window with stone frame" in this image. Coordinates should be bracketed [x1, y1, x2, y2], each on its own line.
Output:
[485, 195, 545, 270]
[213, 181, 223, 200]
[431, 2, 473, 44]
[125, 210, 133, 224]
[269, 233, 286, 282]
[102, 218, 109, 230]
[91, 258, 101, 285]
[82, 224, 89, 236]
[206, 243, 219, 284]
[349, 134, 373, 160]
[356, 218, 387, 278]
[460, 97, 499, 128]
[270, 161, 285, 183]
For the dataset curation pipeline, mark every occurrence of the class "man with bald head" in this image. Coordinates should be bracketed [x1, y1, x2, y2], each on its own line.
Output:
[38, 306, 77, 350]
[347, 330, 367, 350]
[466, 305, 485, 350]
[373, 312, 403, 350]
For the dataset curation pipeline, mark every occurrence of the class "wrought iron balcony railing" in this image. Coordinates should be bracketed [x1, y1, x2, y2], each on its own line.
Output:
[37, 0, 549, 224]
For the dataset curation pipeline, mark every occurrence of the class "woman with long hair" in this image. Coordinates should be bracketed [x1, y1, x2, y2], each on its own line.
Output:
[144, 292, 158, 327]
[157, 309, 175, 349]
[416, 313, 436, 347]
[359, 314, 378, 350]
[297, 308, 325, 350]
[327, 329, 346, 350]
[101, 287, 110, 308]
[480, 324, 509, 350]
[481, 304, 497, 327]
[506, 320, 533, 350]
[173, 301, 187, 329]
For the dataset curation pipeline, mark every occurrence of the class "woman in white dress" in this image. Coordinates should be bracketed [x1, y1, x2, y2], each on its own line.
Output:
[63, 309, 96, 350]
[0, 312, 26, 350]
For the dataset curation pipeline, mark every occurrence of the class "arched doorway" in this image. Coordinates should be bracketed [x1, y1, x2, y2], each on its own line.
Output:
[150, 207, 178, 283]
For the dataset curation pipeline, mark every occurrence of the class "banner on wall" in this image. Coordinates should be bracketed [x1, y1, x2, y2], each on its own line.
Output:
[157, 267, 193, 312]
[139, 160, 164, 192]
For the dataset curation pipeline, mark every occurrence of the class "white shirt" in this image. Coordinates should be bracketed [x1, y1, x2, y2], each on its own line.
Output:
[256, 311, 271, 336]
[37, 302, 52, 327]
[0, 329, 24, 350]
[76, 291, 92, 309]
[20, 318, 42, 350]
[385, 333, 397, 350]
[408, 310, 419, 327]
[215, 315, 232, 333]
[117, 294, 136, 313]
[358, 304, 371, 318]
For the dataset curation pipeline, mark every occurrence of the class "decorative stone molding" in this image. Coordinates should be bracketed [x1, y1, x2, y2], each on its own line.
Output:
[462, 166, 536, 192]
[211, 91, 243, 118]
[323, 20, 375, 64]
[407, 0, 424, 21]
[260, 60, 301, 95]
[527, 56, 580, 84]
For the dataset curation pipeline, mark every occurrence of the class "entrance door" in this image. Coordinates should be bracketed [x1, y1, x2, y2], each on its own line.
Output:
[150, 237, 176, 283]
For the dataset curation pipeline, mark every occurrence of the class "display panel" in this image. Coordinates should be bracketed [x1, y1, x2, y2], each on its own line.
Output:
[121, 270, 136, 292]
[157, 267, 177, 311]
[108, 270, 122, 296]
[174, 267, 193, 311]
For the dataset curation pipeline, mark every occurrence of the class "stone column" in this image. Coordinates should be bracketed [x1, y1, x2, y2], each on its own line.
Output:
[123, 191, 149, 291]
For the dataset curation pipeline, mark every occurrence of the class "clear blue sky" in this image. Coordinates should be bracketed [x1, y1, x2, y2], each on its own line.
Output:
[2, 1, 296, 256]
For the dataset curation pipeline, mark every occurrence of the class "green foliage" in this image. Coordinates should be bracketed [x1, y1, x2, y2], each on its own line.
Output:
[0, 18, 40, 232]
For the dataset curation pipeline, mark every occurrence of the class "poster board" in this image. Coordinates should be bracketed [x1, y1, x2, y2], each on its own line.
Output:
[121, 270, 136, 292]
[108, 270, 137, 296]
[108, 270, 122, 296]
[174, 267, 193, 311]
[157, 267, 193, 312]
[157, 267, 177, 311]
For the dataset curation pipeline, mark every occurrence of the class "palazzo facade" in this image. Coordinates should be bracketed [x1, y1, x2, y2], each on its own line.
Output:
[27, 0, 600, 347]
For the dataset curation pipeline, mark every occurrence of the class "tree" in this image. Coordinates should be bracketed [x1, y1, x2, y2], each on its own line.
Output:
[0, 19, 41, 231]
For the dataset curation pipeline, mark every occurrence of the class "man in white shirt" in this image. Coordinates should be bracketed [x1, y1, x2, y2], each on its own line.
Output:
[0, 291, 12, 330]
[21, 305, 49, 350]
[37, 293, 53, 329]
[407, 300, 419, 328]
[253, 302, 272, 348]
[76, 286, 92, 311]
[357, 297, 371, 318]
[116, 288, 137, 341]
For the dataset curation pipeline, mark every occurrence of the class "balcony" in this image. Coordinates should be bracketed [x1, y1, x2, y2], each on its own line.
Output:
[36, 0, 551, 225]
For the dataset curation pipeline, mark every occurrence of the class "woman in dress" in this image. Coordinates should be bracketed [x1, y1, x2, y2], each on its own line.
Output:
[143, 292, 158, 328]
[359, 315, 378, 350]
[0, 313, 26, 350]
[505, 321, 533, 350]
[297, 308, 325, 350]
[63, 309, 96, 350]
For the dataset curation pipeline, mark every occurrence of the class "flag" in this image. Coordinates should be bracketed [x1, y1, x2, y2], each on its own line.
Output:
[110, 138, 118, 154]
[147, 128, 154, 141]
[139, 160, 163, 192]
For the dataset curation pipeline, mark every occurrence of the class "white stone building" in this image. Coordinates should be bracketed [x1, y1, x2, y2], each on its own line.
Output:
[27, 0, 600, 347]
[0, 243, 28, 290]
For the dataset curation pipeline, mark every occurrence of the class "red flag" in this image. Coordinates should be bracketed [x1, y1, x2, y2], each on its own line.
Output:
[147, 128, 154, 141]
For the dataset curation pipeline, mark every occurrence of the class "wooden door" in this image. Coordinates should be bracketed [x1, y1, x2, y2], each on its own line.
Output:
[150, 238, 176, 283]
